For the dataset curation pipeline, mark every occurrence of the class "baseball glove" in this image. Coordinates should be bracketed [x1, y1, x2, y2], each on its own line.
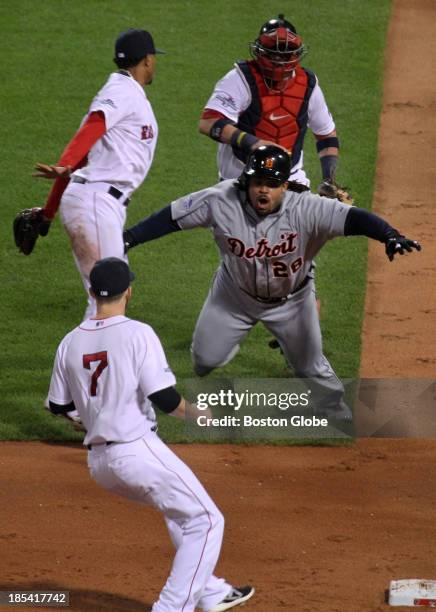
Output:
[317, 179, 354, 205]
[13, 207, 51, 255]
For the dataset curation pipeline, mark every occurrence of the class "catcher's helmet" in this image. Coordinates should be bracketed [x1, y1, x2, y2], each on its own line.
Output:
[243, 145, 291, 184]
[250, 14, 306, 86]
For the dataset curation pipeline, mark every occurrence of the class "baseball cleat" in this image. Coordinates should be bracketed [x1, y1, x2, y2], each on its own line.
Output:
[328, 400, 353, 422]
[316, 400, 353, 422]
[207, 586, 255, 611]
[66, 409, 86, 432]
[268, 338, 281, 351]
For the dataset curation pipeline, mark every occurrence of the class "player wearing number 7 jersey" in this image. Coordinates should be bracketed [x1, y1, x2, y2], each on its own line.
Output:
[47, 257, 255, 612]
[123, 146, 421, 419]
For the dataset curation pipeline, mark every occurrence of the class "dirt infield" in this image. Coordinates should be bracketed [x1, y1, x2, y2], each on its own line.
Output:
[2, 2, 435, 611]
[360, 0, 436, 378]
[0, 440, 435, 612]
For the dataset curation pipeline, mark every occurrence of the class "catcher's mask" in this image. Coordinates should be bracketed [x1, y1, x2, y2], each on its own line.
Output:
[242, 145, 291, 187]
[250, 14, 306, 88]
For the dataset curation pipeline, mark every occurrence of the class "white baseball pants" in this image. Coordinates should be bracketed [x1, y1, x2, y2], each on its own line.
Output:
[59, 181, 128, 320]
[87, 434, 231, 612]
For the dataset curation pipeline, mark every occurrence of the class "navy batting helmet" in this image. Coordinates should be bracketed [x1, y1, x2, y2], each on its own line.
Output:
[243, 145, 291, 184]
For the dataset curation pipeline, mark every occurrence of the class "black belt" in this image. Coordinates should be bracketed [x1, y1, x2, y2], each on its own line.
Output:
[253, 274, 312, 304]
[71, 176, 130, 207]
[87, 441, 114, 450]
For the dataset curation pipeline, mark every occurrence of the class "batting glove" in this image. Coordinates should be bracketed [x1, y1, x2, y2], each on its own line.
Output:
[384, 235, 421, 261]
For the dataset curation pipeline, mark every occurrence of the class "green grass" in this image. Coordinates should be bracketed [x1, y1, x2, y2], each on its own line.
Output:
[0, 0, 391, 441]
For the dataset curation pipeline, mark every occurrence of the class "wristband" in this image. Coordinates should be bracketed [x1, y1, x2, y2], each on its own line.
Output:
[316, 137, 340, 153]
[209, 118, 234, 142]
[230, 130, 259, 154]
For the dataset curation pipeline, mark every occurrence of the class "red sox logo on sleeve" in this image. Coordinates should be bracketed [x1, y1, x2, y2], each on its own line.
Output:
[227, 232, 303, 277]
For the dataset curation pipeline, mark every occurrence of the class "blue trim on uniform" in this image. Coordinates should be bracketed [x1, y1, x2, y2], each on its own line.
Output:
[292, 68, 317, 168]
[233, 60, 263, 164]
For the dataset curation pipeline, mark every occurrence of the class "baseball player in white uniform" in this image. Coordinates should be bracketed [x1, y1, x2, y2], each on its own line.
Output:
[199, 15, 343, 193]
[47, 257, 255, 612]
[123, 146, 421, 419]
[33, 29, 162, 320]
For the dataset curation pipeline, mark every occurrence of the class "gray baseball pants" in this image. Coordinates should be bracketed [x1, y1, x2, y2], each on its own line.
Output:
[191, 267, 344, 409]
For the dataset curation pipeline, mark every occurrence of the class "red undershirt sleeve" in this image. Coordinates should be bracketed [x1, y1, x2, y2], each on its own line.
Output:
[200, 109, 228, 120]
[43, 111, 107, 219]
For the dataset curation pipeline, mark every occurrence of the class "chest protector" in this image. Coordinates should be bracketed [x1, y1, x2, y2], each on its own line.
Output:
[234, 60, 317, 166]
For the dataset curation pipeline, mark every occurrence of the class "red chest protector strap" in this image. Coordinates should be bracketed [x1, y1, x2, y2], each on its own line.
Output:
[235, 60, 316, 167]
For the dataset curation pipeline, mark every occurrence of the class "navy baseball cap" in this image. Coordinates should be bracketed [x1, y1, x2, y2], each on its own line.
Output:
[90, 257, 135, 298]
[114, 29, 165, 61]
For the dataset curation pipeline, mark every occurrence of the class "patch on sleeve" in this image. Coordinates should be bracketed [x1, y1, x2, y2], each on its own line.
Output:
[183, 196, 194, 211]
[100, 98, 117, 109]
[214, 93, 237, 111]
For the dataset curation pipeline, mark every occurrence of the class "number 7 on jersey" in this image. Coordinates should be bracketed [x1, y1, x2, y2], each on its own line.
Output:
[83, 351, 108, 396]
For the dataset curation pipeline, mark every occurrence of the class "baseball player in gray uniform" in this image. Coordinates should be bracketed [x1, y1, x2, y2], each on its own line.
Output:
[123, 146, 421, 417]
[47, 257, 254, 612]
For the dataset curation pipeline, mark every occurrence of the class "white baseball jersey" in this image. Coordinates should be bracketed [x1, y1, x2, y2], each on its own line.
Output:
[73, 72, 158, 198]
[48, 315, 175, 446]
[49, 314, 233, 610]
[204, 64, 335, 182]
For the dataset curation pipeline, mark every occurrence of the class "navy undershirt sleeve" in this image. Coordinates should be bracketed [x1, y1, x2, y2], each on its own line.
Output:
[344, 207, 398, 242]
[148, 386, 182, 414]
[126, 205, 181, 246]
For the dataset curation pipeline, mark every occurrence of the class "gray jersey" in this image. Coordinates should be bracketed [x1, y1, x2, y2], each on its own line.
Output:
[171, 180, 350, 299]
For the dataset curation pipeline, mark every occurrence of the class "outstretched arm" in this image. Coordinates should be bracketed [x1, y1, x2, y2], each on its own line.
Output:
[34, 111, 107, 220]
[123, 205, 181, 251]
[344, 207, 421, 261]
[125, 185, 215, 251]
